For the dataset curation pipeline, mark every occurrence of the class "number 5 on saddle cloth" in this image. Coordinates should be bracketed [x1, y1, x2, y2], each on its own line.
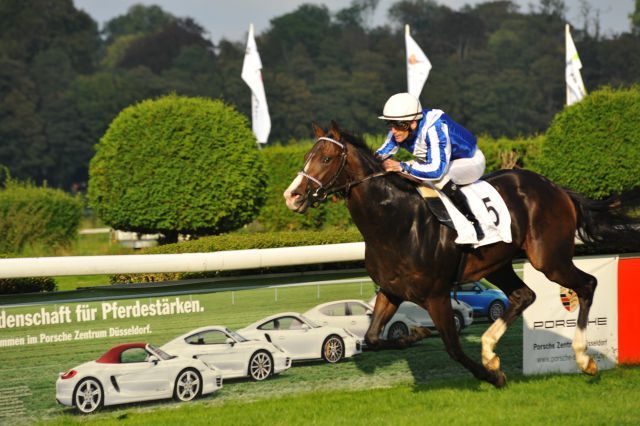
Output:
[417, 181, 512, 248]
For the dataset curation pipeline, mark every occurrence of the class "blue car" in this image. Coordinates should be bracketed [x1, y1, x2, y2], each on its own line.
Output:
[451, 281, 509, 322]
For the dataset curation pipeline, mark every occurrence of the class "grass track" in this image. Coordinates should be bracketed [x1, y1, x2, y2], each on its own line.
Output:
[2, 279, 639, 424]
[40, 367, 640, 425]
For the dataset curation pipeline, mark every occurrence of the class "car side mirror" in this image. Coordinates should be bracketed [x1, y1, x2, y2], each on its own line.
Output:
[301, 324, 310, 331]
[148, 355, 159, 365]
[226, 338, 235, 347]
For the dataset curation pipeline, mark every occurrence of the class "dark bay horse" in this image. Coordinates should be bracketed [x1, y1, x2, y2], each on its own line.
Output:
[284, 122, 640, 388]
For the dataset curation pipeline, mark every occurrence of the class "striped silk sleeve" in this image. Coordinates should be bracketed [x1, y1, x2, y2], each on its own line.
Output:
[374, 132, 399, 160]
[405, 120, 450, 180]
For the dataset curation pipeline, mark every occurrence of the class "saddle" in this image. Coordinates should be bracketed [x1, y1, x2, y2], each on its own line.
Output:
[415, 180, 512, 248]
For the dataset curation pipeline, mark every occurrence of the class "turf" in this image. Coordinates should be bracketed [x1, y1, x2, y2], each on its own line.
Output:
[2, 280, 638, 424]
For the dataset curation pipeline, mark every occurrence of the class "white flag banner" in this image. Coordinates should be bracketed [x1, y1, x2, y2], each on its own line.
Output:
[405, 24, 432, 99]
[565, 24, 587, 106]
[241, 23, 271, 143]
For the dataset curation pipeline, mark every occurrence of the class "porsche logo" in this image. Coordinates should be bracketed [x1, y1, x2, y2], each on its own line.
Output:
[559, 286, 579, 312]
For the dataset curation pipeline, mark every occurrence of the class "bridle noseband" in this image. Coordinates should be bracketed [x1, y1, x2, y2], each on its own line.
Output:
[297, 136, 389, 206]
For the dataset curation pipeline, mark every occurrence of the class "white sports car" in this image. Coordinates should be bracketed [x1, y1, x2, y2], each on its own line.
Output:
[237, 312, 362, 364]
[56, 342, 222, 414]
[304, 297, 474, 341]
[160, 326, 292, 381]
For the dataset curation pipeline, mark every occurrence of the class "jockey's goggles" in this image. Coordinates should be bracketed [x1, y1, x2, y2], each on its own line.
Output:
[385, 120, 412, 131]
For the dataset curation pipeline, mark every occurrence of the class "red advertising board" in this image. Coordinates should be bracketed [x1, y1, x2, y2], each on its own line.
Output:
[618, 257, 640, 364]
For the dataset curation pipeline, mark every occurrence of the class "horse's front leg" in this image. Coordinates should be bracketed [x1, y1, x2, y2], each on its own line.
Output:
[426, 295, 506, 388]
[365, 290, 430, 350]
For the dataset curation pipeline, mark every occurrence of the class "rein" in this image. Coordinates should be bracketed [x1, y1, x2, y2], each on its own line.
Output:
[298, 136, 389, 205]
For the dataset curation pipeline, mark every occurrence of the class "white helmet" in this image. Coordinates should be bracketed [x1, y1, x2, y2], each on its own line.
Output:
[378, 93, 423, 121]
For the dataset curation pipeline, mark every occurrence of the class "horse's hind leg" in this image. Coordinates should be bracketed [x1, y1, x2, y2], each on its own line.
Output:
[482, 265, 536, 371]
[533, 260, 599, 375]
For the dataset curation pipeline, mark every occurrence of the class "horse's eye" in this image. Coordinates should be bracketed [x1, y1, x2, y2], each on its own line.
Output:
[322, 156, 332, 164]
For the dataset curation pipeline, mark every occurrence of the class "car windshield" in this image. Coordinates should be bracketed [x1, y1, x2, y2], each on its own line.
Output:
[147, 344, 175, 360]
[226, 329, 248, 342]
[299, 314, 320, 328]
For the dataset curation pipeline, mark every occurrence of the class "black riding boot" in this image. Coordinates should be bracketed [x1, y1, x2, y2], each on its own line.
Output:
[441, 181, 485, 241]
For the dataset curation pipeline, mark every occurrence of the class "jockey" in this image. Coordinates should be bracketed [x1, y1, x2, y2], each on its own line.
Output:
[375, 92, 486, 240]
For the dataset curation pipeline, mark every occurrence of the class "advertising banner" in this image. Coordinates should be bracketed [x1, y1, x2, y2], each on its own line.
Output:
[618, 257, 640, 364]
[522, 256, 618, 375]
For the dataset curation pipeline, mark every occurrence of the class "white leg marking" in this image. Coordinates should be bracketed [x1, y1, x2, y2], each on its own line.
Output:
[481, 318, 507, 367]
[572, 326, 590, 371]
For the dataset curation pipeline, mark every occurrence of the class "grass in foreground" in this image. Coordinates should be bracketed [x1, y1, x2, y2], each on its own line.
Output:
[41, 367, 640, 425]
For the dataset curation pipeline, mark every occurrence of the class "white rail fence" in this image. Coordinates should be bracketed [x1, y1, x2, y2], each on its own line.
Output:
[0, 243, 366, 279]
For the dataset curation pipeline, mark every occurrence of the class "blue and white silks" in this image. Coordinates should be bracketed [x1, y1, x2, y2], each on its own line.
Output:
[375, 109, 477, 181]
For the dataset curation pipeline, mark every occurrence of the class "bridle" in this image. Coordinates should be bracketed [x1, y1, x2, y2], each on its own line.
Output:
[297, 136, 389, 206]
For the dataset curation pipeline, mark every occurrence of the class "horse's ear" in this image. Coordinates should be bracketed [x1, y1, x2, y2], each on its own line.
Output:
[311, 122, 325, 139]
[329, 120, 341, 140]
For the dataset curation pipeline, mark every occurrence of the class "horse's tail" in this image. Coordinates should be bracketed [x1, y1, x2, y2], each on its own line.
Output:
[565, 187, 640, 251]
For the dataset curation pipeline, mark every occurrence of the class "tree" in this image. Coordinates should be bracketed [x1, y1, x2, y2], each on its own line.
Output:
[631, 0, 640, 36]
[535, 86, 640, 198]
[88, 95, 266, 242]
[117, 19, 213, 74]
[102, 4, 175, 42]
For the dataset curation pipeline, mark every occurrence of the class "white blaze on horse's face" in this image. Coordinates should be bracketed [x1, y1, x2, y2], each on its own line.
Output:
[284, 174, 304, 211]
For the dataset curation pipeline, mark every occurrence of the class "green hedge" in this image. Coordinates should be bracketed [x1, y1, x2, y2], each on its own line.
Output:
[112, 229, 364, 283]
[478, 134, 544, 173]
[533, 86, 640, 198]
[0, 277, 57, 294]
[0, 177, 82, 254]
[89, 94, 266, 241]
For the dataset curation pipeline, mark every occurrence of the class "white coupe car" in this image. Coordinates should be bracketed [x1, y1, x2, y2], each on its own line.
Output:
[161, 326, 292, 381]
[237, 312, 362, 364]
[304, 296, 474, 341]
[56, 342, 222, 414]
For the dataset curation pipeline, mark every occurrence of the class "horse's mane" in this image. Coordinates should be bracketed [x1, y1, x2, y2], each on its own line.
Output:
[338, 129, 418, 194]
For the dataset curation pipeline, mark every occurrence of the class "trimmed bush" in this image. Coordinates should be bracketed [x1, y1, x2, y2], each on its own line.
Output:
[88, 94, 266, 241]
[0, 277, 57, 294]
[533, 86, 640, 198]
[112, 229, 364, 283]
[0, 177, 82, 254]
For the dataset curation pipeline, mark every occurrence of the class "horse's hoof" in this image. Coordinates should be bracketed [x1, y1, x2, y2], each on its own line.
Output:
[492, 370, 507, 389]
[484, 355, 501, 372]
[582, 357, 598, 376]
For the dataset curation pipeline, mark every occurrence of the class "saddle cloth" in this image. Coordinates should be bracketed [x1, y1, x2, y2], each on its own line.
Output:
[418, 181, 512, 248]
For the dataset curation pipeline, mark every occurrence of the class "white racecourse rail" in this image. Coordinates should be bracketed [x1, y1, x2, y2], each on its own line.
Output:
[0, 243, 365, 279]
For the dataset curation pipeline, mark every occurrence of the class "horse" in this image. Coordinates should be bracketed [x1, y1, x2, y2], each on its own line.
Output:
[283, 121, 640, 388]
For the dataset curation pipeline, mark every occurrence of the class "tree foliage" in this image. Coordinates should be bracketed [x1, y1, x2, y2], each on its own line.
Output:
[1, 0, 640, 190]
[88, 95, 266, 241]
[534, 86, 640, 198]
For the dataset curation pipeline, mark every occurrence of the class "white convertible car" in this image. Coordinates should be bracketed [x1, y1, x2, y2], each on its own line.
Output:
[56, 342, 222, 414]
[161, 326, 292, 381]
[304, 296, 474, 340]
[237, 312, 362, 364]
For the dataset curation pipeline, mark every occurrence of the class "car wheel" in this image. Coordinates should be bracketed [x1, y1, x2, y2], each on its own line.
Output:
[73, 377, 103, 414]
[249, 350, 273, 381]
[453, 312, 464, 334]
[488, 301, 505, 322]
[173, 368, 202, 402]
[322, 335, 344, 363]
[387, 321, 409, 340]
